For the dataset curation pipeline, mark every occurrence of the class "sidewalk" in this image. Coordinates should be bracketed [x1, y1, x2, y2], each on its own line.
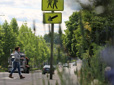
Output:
[0, 67, 78, 85]
[22, 71, 61, 85]
[22, 68, 78, 85]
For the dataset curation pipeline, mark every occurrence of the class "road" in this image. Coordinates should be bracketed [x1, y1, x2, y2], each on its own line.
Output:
[0, 71, 60, 85]
[0, 62, 81, 85]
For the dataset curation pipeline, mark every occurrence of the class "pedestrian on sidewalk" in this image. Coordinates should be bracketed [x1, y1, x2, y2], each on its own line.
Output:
[9, 47, 25, 79]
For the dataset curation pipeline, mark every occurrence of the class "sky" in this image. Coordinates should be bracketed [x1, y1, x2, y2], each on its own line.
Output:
[0, 0, 81, 36]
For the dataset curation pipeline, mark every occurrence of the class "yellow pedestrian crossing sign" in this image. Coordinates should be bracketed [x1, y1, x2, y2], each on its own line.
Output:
[42, 0, 64, 11]
[43, 13, 62, 24]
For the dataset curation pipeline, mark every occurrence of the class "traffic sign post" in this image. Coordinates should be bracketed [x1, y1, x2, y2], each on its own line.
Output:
[50, 11, 54, 79]
[42, 0, 64, 11]
[42, 0, 64, 80]
[43, 13, 62, 24]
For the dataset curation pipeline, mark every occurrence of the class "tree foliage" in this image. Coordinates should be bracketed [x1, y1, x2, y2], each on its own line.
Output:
[63, 1, 114, 84]
[2, 20, 17, 67]
[44, 32, 62, 45]
[63, 12, 80, 58]
[63, 10, 114, 58]
[0, 25, 4, 64]
[0, 18, 50, 68]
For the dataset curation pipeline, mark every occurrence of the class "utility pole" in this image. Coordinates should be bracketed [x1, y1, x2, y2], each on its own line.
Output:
[33, 20, 36, 35]
[33, 20, 36, 68]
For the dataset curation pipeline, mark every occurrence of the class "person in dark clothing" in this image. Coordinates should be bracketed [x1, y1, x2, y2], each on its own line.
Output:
[9, 47, 25, 79]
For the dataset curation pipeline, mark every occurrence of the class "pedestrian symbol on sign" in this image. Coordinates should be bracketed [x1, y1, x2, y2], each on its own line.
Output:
[53, 0, 58, 9]
[47, 0, 52, 8]
[47, 0, 58, 9]
[42, 0, 64, 11]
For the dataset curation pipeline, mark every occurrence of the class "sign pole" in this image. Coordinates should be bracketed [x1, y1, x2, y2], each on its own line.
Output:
[42, 0, 64, 80]
[50, 11, 54, 80]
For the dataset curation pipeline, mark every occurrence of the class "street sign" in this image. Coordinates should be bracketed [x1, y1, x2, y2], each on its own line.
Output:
[41, 0, 64, 80]
[43, 13, 62, 24]
[42, 0, 64, 11]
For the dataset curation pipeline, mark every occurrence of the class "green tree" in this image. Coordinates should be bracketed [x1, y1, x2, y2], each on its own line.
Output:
[18, 24, 50, 68]
[44, 34, 51, 43]
[44, 33, 61, 45]
[63, 2, 114, 84]
[0, 25, 4, 65]
[2, 20, 16, 67]
[10, 18, 19, 46]
[63, 10, 114, 58]
[0, 18, 50, 69]
[10, 18, 19, 33]
[63, 12, 79, 58]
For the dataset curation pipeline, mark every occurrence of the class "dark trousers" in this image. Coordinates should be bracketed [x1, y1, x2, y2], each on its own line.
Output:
[10, 61, 21, 76]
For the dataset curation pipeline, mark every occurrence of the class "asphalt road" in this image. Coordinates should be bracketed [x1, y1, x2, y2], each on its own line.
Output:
[0, 62, 81, 85]
[0, 71, 61, 85]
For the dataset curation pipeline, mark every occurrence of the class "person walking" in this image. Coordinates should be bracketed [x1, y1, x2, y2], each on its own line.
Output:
[9, 47, 25, 79]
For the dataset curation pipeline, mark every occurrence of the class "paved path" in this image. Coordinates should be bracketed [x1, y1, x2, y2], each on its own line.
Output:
[0, 71, 61, 85]
[0, 62, 81, 85]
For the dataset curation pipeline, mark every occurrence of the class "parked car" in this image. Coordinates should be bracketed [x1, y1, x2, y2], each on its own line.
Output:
[8, 52, 30, 73]
[42, 65, 55, 74]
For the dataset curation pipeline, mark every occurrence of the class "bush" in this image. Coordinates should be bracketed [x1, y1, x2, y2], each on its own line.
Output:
[77, 43, 109, 85]
[0, 66, 7, 72]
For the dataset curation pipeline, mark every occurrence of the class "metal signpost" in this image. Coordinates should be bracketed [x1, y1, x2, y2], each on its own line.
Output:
[42, 0, 64, 79]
